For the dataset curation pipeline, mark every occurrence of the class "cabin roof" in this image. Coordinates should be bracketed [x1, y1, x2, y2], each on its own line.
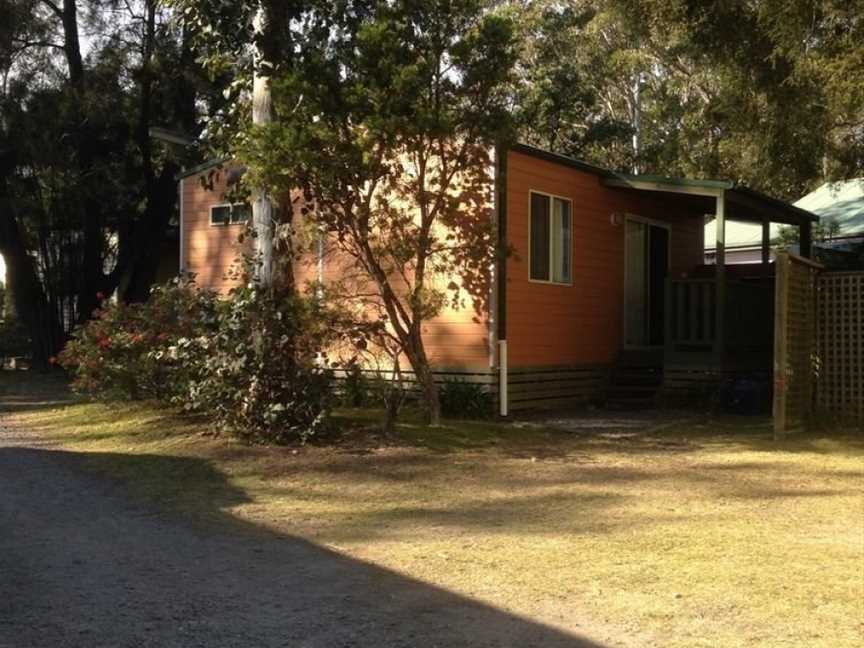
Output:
[704, 179, 864, 250]
[175, 158, 230, 181]
[512, 143, 818, 228]
[177, 144, 819, 229]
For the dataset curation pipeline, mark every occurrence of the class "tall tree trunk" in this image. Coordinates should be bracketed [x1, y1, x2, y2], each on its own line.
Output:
[251, 4, 274, 288]
[119, 163, 181, 302]
[404, 326, 441, 426]
[119, 1, 179, 303]
[61, 0, 83, 85]
[57, 0, 106, 322]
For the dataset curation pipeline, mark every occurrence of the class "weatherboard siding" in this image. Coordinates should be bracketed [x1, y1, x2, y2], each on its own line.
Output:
[180, 167, 492, 371]
[180, 167, 248, 293]
[505, 149, 704, 368]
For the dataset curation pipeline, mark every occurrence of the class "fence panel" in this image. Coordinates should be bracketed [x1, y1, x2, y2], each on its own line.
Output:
[773, 252, 822, 436]
[817, 271, 864, 424]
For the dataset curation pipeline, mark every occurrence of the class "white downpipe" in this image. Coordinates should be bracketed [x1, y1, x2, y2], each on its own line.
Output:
[498, 339, 508, 417]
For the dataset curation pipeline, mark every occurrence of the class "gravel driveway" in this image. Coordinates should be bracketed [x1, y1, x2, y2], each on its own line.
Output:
[0, 419, 601, 648]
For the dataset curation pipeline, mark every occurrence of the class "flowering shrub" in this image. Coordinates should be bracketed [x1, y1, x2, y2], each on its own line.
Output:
[58, 279, 218, 400]
[60, 277, 348, 444]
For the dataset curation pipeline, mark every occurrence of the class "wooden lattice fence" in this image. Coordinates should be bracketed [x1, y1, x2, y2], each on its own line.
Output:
[773, 252, 822, 436]
[816, 271, 864, 424]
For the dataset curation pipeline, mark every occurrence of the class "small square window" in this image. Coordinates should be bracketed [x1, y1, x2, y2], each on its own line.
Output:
[529, 192, 572, 283]
[210, 203, 250, 226]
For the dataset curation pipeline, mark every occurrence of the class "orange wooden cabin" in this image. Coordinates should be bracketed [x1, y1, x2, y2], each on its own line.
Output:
[178, 143, 818, 414]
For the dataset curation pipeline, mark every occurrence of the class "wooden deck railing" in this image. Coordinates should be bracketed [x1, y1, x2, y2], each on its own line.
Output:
[665, 279, 716, 351]
[665, 278, 773, 356]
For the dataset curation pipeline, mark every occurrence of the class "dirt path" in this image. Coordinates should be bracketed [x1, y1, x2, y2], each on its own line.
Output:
[0, 412, 601, 647]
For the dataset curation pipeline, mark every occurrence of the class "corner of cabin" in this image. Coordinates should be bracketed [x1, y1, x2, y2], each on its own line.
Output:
[179, 163, 248, 294]
[501, 147, 708, 410]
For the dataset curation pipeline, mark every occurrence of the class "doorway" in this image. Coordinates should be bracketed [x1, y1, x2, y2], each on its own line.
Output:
[625, 218, 670, 347]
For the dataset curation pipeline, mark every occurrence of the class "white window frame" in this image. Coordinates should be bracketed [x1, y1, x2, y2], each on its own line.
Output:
[209, 203, 250, 227]
[527, 190, 574, 286]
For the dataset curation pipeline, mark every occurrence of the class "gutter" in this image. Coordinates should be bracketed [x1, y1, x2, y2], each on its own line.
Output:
[174, 157, 231, 182]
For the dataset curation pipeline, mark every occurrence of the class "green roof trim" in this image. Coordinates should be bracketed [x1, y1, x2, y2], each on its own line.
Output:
[511, 144, 817, 224]
[175, 157, 230, 181]
[606, 171, 735, 191]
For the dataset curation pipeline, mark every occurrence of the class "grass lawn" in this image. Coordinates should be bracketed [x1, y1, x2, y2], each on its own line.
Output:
[2, 373, 862, 648]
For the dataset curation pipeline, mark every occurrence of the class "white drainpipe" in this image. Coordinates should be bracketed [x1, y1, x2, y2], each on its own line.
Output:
[498, 339, 508, 417]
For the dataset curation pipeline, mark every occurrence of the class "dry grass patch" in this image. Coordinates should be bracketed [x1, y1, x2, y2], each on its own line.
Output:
[2, 373, 862, 648]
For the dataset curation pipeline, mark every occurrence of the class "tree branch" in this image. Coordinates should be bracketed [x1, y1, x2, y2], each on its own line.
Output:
[39, 0, 63, 18]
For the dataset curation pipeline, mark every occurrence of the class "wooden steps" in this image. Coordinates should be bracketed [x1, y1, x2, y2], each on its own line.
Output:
[605, 353, 663, 410]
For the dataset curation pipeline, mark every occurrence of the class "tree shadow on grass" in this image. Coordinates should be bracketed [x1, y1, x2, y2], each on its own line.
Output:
[0, 446, 608, 648]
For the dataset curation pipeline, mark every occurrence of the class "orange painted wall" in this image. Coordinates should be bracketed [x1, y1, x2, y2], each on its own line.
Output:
[504, 150, 704, 367]
[182, 150, 708, 373]
[180, 167, 248, 293]
[181, 166, 492, 370]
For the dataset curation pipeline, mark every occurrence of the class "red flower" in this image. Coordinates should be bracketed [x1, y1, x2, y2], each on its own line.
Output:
[48, 356, 57, 365]
[96, 291, 105, 300]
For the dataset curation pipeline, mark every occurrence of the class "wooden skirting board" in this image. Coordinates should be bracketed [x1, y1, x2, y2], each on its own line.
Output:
[332, 364, 611, 413]
[507, 365, 610, 411]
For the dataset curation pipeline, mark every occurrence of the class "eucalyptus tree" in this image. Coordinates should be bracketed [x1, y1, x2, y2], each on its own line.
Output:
[509, 0, 863, 197]
[239, 0, 517, 424]
[167, 0, 303, 289]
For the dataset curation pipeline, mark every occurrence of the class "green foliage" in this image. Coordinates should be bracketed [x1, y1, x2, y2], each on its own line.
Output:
[58, 279, 218, 401]
[59, 275, 346, 444]
[0, 314, 31, 358]
[340, 365, 373, 407]
[237, 0, 517, 424]
[0, 0, 227, 366]
[439, 379, 494, 419]
[509, 0, 864, 197]
[174, 285, 335, 444]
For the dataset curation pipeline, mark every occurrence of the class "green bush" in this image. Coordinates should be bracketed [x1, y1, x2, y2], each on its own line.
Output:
[439, 379, 493, 419]
[61, 279, 342, 444]
[340, 364, 372, 407]
[0, 317, 31, 358]
[172, 285, 336, 444]
[58, 279, 217, 400]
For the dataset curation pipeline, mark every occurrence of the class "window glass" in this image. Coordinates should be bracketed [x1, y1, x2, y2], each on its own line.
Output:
[530, 192, 572, 283]
[530, 193, 550, 281]
[211, 204, 250, 225]
[552, 198, 571, 283]
[230, 203, 251, 223]
[210, 205, 231, 225]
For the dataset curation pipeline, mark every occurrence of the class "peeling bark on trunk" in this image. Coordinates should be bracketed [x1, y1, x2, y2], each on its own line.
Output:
[251, 4, 274, 288]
